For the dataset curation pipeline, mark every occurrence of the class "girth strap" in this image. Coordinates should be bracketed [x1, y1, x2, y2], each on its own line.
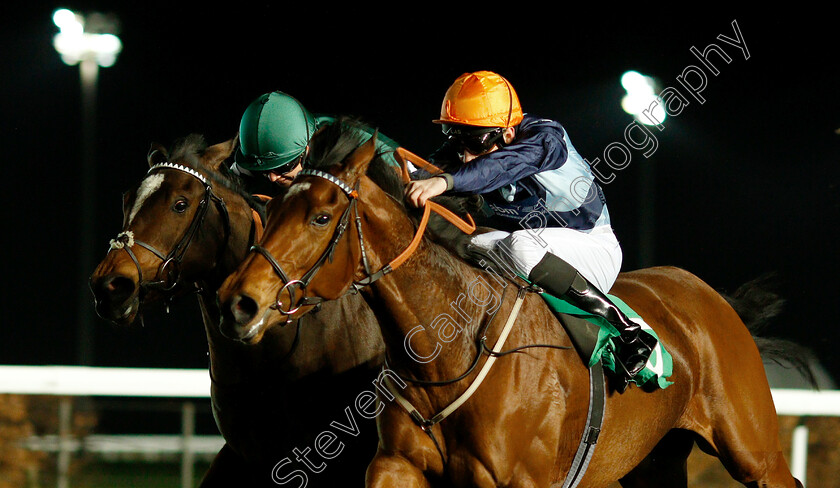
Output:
[558, 360, 606, 488]
[383, 289, 606, 486]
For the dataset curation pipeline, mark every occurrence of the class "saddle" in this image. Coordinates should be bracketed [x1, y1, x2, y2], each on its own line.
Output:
[461, 241, 673, 390]
[541, 292, 673, 390]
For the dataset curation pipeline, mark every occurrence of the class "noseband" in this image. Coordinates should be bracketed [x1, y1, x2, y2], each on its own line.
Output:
[107, 162, 231, 302]
[250, 168, 476, 319]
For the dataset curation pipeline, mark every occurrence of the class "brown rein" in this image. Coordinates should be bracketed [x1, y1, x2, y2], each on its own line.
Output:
[248, 152, 477, 316]
[386, 147, 476, 270]
[384, 199, 476, 272]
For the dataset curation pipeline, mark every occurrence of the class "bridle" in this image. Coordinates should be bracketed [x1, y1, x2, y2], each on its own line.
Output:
[247, 164, 582, 466]
[252, 167, 561, 463]
[106, 162, 232, 304]
[249, 168, 476, 319]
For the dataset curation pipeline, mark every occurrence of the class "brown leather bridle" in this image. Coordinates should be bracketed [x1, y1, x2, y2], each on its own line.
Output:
[249, 167, 476, 318]
[105, 162, 232, 306]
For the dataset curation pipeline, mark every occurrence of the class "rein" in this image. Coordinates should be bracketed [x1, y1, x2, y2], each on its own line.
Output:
[248, 164, 537, 462]
[247, 154, 603, 482]
[248, 168, 478, 318]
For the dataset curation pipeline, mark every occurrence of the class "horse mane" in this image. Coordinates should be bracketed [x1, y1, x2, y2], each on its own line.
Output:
[166, 134, 265, 214]
[306, 118, 486, 261]
[306, 117, 405, 200]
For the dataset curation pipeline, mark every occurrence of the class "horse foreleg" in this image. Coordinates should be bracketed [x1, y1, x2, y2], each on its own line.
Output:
[617, 429, 695, 488]
[200, 443, 271, 487]
[366, 450, 431, 488]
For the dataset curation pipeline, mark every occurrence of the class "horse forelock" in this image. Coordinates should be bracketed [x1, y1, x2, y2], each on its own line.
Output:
[165, 134, 250, 202]
[307, 117, 406, 202]
[169, 134, 207, 164]
[125, 133, 261, 231]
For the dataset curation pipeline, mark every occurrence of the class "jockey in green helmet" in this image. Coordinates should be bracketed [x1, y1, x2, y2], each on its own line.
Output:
[233, 91, 402, 191]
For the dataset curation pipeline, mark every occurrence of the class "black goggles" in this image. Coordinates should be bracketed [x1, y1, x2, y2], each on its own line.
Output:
[236, 151, 301, 176]
[442, 124, 505, 156]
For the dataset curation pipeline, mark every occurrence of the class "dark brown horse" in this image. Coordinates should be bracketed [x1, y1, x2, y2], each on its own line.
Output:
[89, 135, 386, 487]
[216, 127, 804, 488]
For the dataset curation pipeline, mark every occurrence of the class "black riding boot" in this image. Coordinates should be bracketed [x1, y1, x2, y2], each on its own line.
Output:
[528, 253, 657, 391]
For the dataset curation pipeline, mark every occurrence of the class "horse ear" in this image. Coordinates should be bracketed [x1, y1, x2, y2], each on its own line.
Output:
[147, 143, 168, 167]
[344, 133, 378, 184]
[203, 135, 239, 170]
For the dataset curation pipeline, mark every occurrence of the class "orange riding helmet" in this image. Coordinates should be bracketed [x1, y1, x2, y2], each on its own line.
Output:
[433, 71, 524, 128]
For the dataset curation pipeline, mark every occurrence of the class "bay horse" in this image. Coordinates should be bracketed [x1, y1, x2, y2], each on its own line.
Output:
[216, 127, 805, 488]
[88, 135, 386, 487]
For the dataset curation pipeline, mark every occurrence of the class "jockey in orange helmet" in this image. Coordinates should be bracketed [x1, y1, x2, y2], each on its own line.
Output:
[405, 71, 656, 391]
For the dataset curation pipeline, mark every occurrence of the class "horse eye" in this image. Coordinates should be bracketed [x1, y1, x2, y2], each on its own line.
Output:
[172, 200, 189, 213]
[312, 214, 331, 227]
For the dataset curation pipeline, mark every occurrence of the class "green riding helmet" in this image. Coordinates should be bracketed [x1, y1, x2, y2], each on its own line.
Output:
[235, 91, 317, 173]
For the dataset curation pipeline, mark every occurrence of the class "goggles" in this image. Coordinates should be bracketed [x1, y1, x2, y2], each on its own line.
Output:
[236, 151, 301, 176]
[441, 124, 505, 156]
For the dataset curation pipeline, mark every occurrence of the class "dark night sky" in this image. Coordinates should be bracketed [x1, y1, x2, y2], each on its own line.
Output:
[1, 6, 838, 382]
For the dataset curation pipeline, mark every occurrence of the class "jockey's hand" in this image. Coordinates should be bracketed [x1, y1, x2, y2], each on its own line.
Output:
[405, 177, 447, 207]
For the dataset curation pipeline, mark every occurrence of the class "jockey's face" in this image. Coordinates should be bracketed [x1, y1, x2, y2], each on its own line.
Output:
[264, 162, 303, 187]
[462, 146, 498, 163]
[460, 127, 516, 163]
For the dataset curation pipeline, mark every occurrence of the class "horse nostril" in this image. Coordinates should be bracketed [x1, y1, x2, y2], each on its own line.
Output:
[99, 275, 136, 302]
[231, 294, 258, 326]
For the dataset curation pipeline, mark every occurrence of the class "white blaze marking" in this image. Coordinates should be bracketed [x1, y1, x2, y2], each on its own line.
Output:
[283, 182, 311, 200]
[128, 173, 166, 225]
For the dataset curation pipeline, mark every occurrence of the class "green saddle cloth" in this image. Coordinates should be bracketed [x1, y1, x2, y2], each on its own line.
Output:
[539, 291, 674, 389]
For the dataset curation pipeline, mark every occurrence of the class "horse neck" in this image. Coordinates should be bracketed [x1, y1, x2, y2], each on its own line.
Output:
[204, 289, 382, 389]
[197, 190, 279, 385]
[201, 285, 299, 387]
[200, 190, 258, 291]
[203, 191, 383, 387]
[358, 181, 502, 382]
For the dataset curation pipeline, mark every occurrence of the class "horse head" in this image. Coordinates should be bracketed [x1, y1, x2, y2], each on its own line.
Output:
[216, 121, 423, 343]
[89, 135, 259, 325]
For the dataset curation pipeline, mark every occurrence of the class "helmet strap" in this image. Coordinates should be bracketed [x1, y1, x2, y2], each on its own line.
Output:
[501, 76, 514, 128]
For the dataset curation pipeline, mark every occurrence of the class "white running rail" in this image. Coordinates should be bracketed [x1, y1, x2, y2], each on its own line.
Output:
[2, 366, 838, 487]
[0, 366, 215, 488]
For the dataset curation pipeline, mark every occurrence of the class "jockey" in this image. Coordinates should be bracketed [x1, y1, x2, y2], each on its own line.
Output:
[232, 91, 401, 194]
[404, 71, 656, 391]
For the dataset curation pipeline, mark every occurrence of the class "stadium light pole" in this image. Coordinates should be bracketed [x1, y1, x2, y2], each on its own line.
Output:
[52, 9, 122, 367]
[621, 70, 663, 269]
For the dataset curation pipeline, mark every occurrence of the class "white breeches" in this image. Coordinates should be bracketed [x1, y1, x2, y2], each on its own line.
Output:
[470, 226, 623, 293]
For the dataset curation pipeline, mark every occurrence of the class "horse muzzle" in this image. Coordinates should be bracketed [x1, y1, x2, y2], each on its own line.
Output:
[217, 293, 266, 344]
[89, 273, 141, 326]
